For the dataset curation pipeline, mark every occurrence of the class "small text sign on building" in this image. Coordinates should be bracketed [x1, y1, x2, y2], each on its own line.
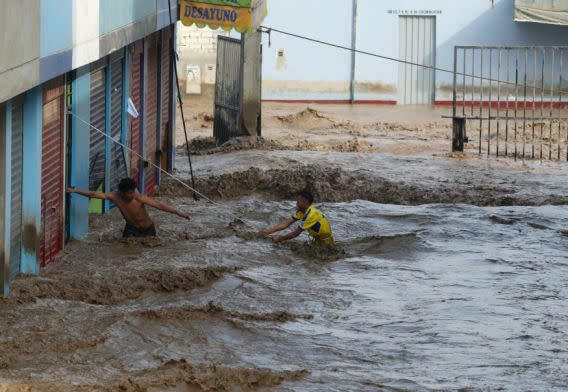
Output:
[387, 9, 442, 15]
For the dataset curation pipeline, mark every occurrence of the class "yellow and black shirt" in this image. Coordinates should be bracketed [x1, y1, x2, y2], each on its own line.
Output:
[293, 205, 334, 246]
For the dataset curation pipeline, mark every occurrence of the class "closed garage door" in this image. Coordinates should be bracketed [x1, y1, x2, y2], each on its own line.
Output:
[145, 33, 159, 196]
[110, 56, 128, 192]
[10, 96, 24, 280]
[89, 60, 107, 201]
[131, 41, 144, 189]
[160, 27, 172, 172]
[398, 16, 436, 105]
[41, 76, 65, 267]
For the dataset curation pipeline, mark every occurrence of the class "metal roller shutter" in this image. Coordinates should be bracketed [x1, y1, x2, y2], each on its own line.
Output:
[130, 41, 144, 188]
[398, 16, 436, 105]
[145, 33, 159, 196]
[89, 62, 107, 193]
[160, 27, 172, 171]
[41, 76, 65, 267]
[110, 58, 127, 192]
[10, 96, 24, 280]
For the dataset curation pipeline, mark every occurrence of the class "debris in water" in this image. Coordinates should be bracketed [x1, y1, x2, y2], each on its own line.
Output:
[133, 301, 314, 323]
[186, 136, 289, 155]
[276, 107, 353, 129]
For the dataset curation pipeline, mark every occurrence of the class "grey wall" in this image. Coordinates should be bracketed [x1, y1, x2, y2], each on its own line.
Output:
[0, 0, 41, 104]
[0, 0, 178, 105]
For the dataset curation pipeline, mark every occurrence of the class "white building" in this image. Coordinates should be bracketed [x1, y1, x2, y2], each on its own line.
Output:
[260, 0, 568, 104]
[176, 25, 230, 93]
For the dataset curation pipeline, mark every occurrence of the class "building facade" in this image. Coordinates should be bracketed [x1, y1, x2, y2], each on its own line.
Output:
[177, 25, 230, 94]
[261, 0, 568, 104]
[0, 0, 178, 296]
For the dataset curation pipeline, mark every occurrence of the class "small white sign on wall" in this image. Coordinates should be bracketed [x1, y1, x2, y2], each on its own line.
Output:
[186, 65, 202, 95]
[204, 64, 216, 84]
[276, 48, 287, 71]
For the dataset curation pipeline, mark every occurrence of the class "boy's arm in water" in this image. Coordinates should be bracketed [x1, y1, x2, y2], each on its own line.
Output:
[67, 187, 114, 200]
[136, 194, 190, 219]
[259, 218, 295, 237]
[272, 227, 303, 243]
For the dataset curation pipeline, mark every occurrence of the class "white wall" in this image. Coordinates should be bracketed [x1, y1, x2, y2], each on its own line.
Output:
[261, 0, 568, 102]
[261, 0, 353, 100]
[177, 24, 230, 89]
[72, 0, 100, 70]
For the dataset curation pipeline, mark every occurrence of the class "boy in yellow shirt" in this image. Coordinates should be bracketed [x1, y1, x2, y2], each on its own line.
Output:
[259, 191, 335, 247]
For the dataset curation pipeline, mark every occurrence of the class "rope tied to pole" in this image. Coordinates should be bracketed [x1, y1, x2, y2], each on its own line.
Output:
[168, 0, 199, 201]
[69, 111, 256, 229]
[258, 25, 568, 97]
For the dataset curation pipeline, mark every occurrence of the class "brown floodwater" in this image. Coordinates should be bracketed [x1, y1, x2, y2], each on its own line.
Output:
[1, 148, 567, 391]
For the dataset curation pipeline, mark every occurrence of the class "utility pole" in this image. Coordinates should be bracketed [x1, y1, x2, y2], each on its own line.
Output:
[350, 0, 358, 104]
[241, 31, 262, 137]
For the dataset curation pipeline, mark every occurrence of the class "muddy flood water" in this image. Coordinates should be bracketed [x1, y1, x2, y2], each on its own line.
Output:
[2, 104, 568, 391]
[1, 194, 567, 391]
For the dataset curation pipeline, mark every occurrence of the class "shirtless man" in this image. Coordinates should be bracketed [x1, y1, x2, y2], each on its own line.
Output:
[67, 178, 190, 238]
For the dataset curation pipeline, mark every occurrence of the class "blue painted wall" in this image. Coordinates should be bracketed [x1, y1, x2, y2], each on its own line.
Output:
[40, 0, 73, 83]
[70, 66, 91, 240]
[99, 0, 157, 35]
[40, 0, 73, 57]
[21, 87, 42, 275]
[157, 0, 178, 29]
[2, 0, 179, 105]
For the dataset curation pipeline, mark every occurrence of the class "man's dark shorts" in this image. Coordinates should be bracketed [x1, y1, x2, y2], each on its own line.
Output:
[123, 223, 157, 238]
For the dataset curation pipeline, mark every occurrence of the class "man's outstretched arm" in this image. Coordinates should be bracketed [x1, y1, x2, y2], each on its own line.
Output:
[272, 227, 303, 243]
[259, 218, 295, 237]
[67, 187, 112, 200]
[137, 194, 190, 219]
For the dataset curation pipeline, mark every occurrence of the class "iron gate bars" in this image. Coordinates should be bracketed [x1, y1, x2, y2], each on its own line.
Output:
[451, 46, 568, 161]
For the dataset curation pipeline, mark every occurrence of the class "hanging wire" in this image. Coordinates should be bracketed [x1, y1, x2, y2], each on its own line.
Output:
[258, 26, 568, 97]
[168, 0, 199, 200]
[70, 112, 256, 228]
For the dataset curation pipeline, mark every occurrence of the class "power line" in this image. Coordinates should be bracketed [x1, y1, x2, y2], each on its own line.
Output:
[169, 0, 199, 201]
[69, 112, 256, 229]
[259, 26, 568, 97]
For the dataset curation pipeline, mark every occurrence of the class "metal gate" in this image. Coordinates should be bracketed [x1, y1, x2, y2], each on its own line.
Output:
[214, 36, 244, 144]
[131, 41, 144, 188]
[398, 16, 436, 105]
[145, 33, 159, 196]
[89, 60, 107, 196]
[41, 76, 65, 267]
[452, 46, 568, 161]
[10, 96, 24, 280]
[110, 56, 128, 191]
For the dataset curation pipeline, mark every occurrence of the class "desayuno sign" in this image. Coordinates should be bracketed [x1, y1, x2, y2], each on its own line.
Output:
[180, 0, 268, 32]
